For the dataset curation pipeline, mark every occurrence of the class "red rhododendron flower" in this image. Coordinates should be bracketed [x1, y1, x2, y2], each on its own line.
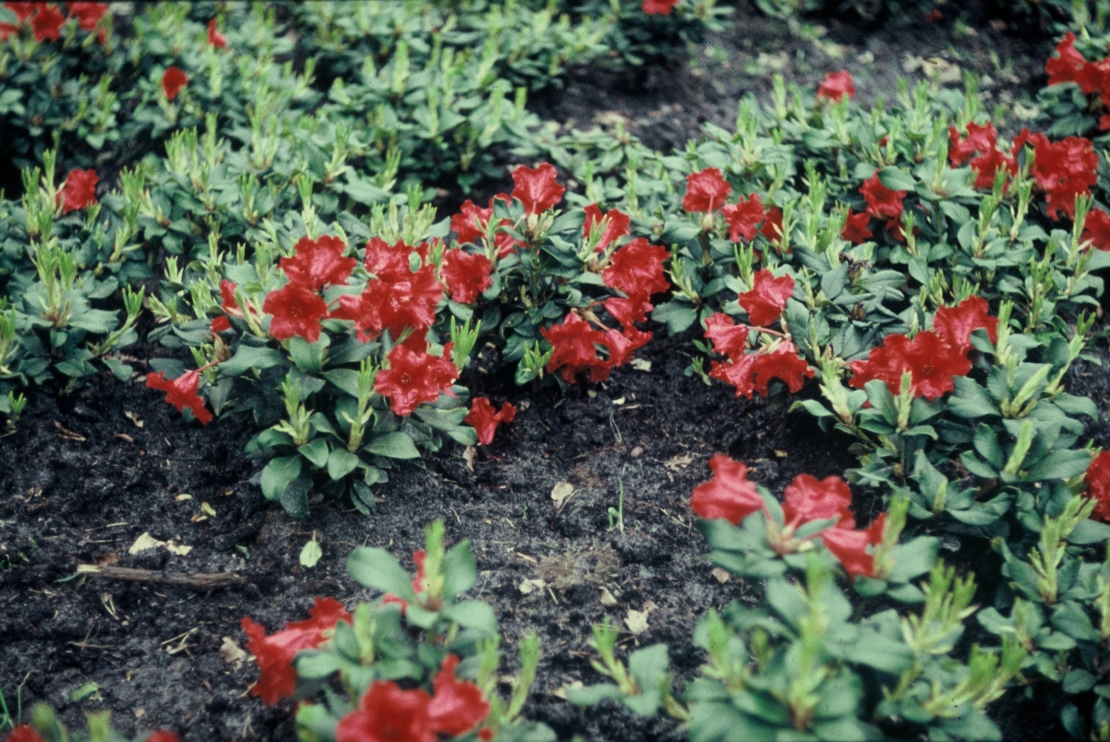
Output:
[30, 3, 63, 41]
[336, 681, 434, 742]
[584, 204, 631, 252]
[207, 18, 226, 47]
[450, 198, 519, 257]
[330, 242, 443, 341]
[68, 2, 108, 33]
[211, 279, 240, 333]
[949, 123, 1016, 189]
[362, 237, 414, 279]
[466, 397, 516, 446]
[264, 283, 328, 342]
[749, 343, 814, 396]
[427, 655, 491, 736]
[1082, 208, 1110, 251]
[709, 353, 759, 398]
[3, 2, 37, 21]
[511, 163, 565, 216]
[210, 315, 231, 334]
[1013, 130, 1099, 220]
[603, 325, 651, 368]
[841, 210, 872, 244]
[604, 296, 651, 329]
[1086, 451, 1110, 521]
[375, 343, 458, 417]
[441, 249, 492, 304]
[848, 331, 971, 400]
[933, 296, 998, 352]
[4, 726, 46, 742]
[760, 206, 783, 243]
[0, 22, 17, 40]
[738, 270, 794, 327]
[279, 235, 356, 291]
[704, 313, 750, 360]
[542, 312, 610, 383]
[682, 168, 732, 213]
[145, 733, 181, 742]
[691, 454, 763, 524]
[860, 171, 906, 220]
[146, 370, 213, 425]
[866, 513, 886, 545]
[642, 0, 679, 14]
[242, 597, 352, 706]
[602, 238, 669, 302]
[817, 70, 855, 102]
[162, 66, 188, 101]
[722, 193, 766, 242]
[820, 527, 875, 579]
[1046, 33, 1095, 91]
[782, 474, 855, 529]
[56, 168, 98, 213]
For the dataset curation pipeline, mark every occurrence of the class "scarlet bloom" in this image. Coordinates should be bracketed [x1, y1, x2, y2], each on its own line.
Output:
[1082, 208, 1110, 251]
[146, 370, 213, 425]
[3, 3, 37, 21]
[1045, 33, 1096, 91]
[56, 168, 98, 213]
[1013, 129, 1099, 220]
[603, 296, 651, 329]
[30, 3, 63, 41]
[602, 238, 669, 302]
[68, 2, 108, 33]
[820, 527, 875, 579]
[709, 353, 759, 398]
[933, 296, 998, 352]
[749, 343, 814, 396]
[867, 513, 886, 545]
[162, 66, 188, 101]
[441, 249, 492, 304]
[279, 235, 356, 291]
[211, 279, 240, 334]
[336, 681, 434, 742]
[817, 70, 855, 102]
[450, 198, 518, 257]
[1086, 451, 1110, 521]
[207, 18, 226, 47]
[848, 331, 971, 400]
[738, 270, 794, 327]
[722, 193, 766, 242]
[782, 474, 855, 529]
[691, 454, 763, 524]
[760, 206, 784, 243]
[511, 163, 565, 216]
[375, 343, 458, 417]
[642, 0, 679, 14]
[949, 123, 1016, 189]
[704, 313, 750, 360]
[427, 655, 492, 736]
[0, 23, 16, 40]
[584, 204, 631, 252]
[465, 397, 517, 445]
[242, 597, 352, 706]
[264, 283, 328, 343]
[682, 168, 732, 213]
[841, 210, 872, 244]
[541, 312, 610, 383]
[4, 726, 46, 742]
[603, 325, 651, 368]
[860, 172, 906, 220]
[145, 734, 182, 742]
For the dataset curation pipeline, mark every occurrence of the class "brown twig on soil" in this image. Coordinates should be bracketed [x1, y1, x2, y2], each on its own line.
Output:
[76, 565, 245, 589]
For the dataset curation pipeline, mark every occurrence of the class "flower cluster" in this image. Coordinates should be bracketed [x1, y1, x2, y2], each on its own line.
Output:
[1086, 451, 1110, 522]
[1, 2, 105, 43]
[145, 368, 214, 425]
[948, 122, 1017, 190]
[56, 168, 98, 214]
[847, 170, 908, 242]
[816, 70, 855, 102]
[1046, 33, 1110, 130]
[466, 397, 517, 446]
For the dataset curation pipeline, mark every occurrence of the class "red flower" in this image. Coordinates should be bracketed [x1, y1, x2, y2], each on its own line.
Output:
[242, 598, 352, 706]
[375, 343, 458, 417]
[279, 235, 356, 291]
[441, 249, 492, 304]
[925, 9, 943, 21]
[749, 343, 814, 396]
[67, 2, 108, 33]
[603, 325, 651, 368]
[451, 198, 518, 256]
[604, 296, 651, 329]
[848, 331, 971, 400]
[4, 726, 46, 742]
[1086, 451, 1110, 521]
[1013, 130, 1099, 220]
[1045, 33, 1095, 92]
[206, 18, 226, 47]
[782, 474, 855, 529]
[1082, 208, 1110, 251]
[336, 681, 434, 742]
[3, 2, 37, 21]
[760, 206, 784, 243]
[145, 734, 181, 742]
[541, 312, 610, 383]
[56, 168, 98, 213]
[682, 168, 732, 213]
[330, 242, 443, 341]
[949, 123, 1016, 189]
[511, 163, 565, 217]
[211, 316, 232, 334]
[860, 171, 906, 220]
[363, 237, 414, 279]
[584, 204, 631, 252]
[704, 313, 749, 360]
[465, 397, 516, 445]
[146, 370, 213, 425]
[817, 70, 855, 102]
[722, 193, 766, 242]
[30, 3, 63, 41]
[602, 238, 669, 302]
[427, 655, 491, 736]
[264, 283, 328, 342]
[841, 210, 872, 244]
[820, 527, 875, 579]
[211, 279, 240, 333]
[866, 513, 886, 545]
[738, 270, 794, 327]
[709, 354, 759, 398]
[0, 23, 17, 40]
[933, 296, 998, 352]
[162, 66, 188, 101]
[691, 454, 763, 524]
[642, 0, 679, 14]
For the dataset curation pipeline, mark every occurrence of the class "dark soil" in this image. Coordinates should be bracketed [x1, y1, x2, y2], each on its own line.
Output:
[0, 4, 1090, 742]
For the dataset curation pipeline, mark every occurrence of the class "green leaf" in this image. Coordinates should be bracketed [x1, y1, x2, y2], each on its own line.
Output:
[1026, 449, 1091, 482]
[261, 456, 302, 501]
[651, 301, 697, 334]
[1064, 669, 1097, 694]
[973, 424, 1004, 469]
[323, 369, 360, 398]
[288, 335, 329, 373]
[1069, 519, 1110, 545]
[299, 439, 330, 468]
[442, 540, 477, 600]
[347, 547, 416, 601]
[281, 476, 311, 518]
[566, 683, 624, 706]
[327, 447, 360, 481]
[220, 344, 289, 376]
[442, 599, 498, 634]
[102, 357, 133, 382]
[847, 630, 914, 675]
[886, 537, 939, 584]
[877, 166, 915, 191]
[365, 431, 421, 459]
[299, 539, 323, 568]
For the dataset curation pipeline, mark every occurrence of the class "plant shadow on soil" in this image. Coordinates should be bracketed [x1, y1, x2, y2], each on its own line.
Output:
[0, 2, 1093, 740]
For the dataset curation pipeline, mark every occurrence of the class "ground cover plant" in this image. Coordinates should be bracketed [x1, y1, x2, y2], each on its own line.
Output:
[5, 1, 1110, 740]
